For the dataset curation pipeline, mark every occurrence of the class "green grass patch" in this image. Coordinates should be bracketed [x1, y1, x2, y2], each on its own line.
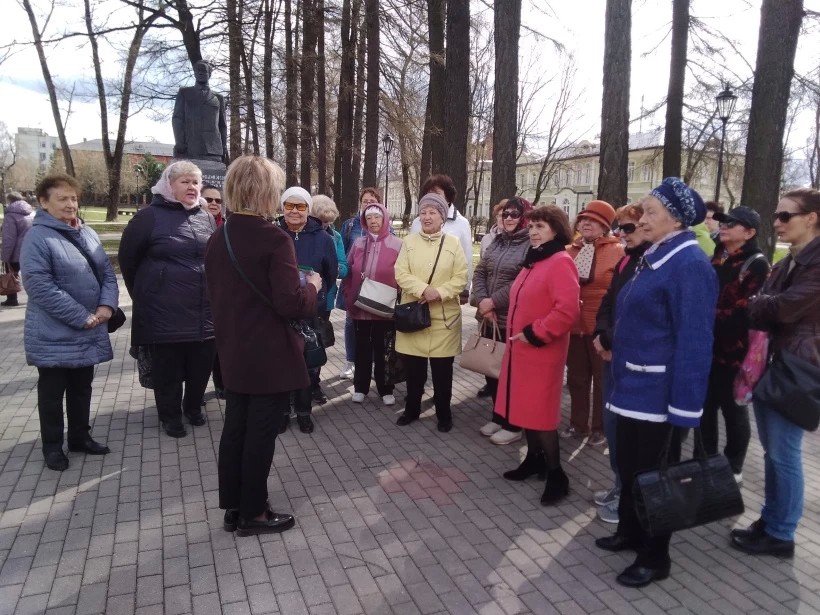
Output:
[101, 239, 121, 253]
[88, 223, 127, 234]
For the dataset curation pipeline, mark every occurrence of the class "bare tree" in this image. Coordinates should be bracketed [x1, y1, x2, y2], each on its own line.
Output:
[227, 0, 243, 160]
[361, 0, 380, 188]
[300, 0, 318, 189]
[421, 0, 445, 183]
[662, 0, 689, 178]
[316, 0, 329, 194]
[443, 0, 470, 210]
[284, 0, 299, 184]
[0, 122, 16, 196]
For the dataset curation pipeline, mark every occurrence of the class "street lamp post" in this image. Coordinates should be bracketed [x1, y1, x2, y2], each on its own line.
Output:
[714, 83, 737, 203]
[382, 133, 394, 210]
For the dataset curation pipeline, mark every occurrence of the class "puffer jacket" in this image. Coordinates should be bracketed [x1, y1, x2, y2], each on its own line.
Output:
[277, 215, 338, 311]
[20, 210, 119, 367]
[118, 195, 216, 345]
[2, 200, 35, 263]
[749, 235, 820, 368]
[567, 235, 624, 335]
[470, 227, 529, 330]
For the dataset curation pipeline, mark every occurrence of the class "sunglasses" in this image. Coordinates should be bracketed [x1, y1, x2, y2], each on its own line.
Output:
[719, 219, 743, 229]
[284, 202, 308, 212]
[772, 211, 808, 224]
[204, 197, 222, 204]
[613, 222, 637, 235]
[501, 210, 521, 219]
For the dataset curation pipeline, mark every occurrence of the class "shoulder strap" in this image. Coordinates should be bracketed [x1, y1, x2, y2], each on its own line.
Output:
[427, 236, 445, 285]
[739, 252, 768, 282]
[223, 220, 273, 308]
[56, 228, 103, 288]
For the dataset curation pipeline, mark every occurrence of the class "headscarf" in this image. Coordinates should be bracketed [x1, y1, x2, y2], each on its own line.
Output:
[281, 186, 313, 212]
[649, 177, 706, 227]
[150, 161, 204, 209]
[502, 197, 533, 232]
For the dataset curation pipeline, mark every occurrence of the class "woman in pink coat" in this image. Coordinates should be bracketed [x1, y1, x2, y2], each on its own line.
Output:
[495, 205, 580, 505]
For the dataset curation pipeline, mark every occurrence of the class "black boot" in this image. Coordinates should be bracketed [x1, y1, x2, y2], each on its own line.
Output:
[540, 466, 569, 505]
[503, 453, 546, 481]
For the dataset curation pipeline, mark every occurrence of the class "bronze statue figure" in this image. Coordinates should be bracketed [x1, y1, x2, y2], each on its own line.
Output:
[172, 60, 228, 163]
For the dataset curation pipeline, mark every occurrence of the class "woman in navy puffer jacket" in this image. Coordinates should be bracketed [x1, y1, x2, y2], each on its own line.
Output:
[21, 174, 119, 472]
[119, 161, 216, 439]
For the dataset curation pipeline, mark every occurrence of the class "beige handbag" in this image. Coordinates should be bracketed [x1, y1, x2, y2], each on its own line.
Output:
[459, 320, 506, 379]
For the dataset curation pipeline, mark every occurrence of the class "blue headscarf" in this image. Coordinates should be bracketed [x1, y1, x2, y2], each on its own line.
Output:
[649, 177, 706, 227]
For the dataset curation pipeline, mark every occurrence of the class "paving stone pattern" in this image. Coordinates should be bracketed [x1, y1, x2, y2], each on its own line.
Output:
[0, 284, 819, 614]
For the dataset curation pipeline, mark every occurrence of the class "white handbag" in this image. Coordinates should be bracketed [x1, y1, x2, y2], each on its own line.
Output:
[354, 277, 398, 318]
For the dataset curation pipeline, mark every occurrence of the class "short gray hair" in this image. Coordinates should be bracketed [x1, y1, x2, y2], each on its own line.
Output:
[311, 194, 340, 223]
[166, 160, 202, 183]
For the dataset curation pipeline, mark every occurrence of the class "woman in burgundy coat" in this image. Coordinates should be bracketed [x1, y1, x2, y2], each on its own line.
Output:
[205, 156, 321, 537]
[495, 205, 580, 505]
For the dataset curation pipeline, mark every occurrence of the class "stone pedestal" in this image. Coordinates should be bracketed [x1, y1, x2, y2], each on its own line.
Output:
[173, 158, 227, 189]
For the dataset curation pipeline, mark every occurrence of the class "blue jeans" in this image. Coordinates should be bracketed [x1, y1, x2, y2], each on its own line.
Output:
[344, 315, 355, 362]
[755, 401, 805, 541]
[601, 361, 620, 490]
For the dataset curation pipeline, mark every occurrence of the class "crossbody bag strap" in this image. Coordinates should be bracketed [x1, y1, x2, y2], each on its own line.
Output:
[223, 220, 274, 309]
[427, 236, 445, 285]
[56, 229, 104, 288]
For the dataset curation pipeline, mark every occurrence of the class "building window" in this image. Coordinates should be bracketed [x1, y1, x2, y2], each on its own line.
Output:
[39, 153, 46, 162]
[41, 142, 46, 149]
[627, 161, 636, 182]
[641, 163, 652, 183]
[584, 164, 592, 184]
[575, 167, 583, 184]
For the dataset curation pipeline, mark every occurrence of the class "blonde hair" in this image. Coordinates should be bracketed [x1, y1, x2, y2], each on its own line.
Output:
[224, 155, 285, 217]
[166, 160, 202, 183]
[311, 194, 340, 223]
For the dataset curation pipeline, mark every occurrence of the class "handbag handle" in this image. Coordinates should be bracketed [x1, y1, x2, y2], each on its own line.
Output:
[654, 425, 708, 471]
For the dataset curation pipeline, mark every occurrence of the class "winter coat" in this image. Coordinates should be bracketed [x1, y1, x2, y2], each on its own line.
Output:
[394, 232, 468, 358]
[749, 235, 820, 369]
[118, 195, 216, 346]
[470, 227, 530, 331]
[341, 203, 403, 320]
[693, 222, 716, 256]
[1, 200, 35, 263]
[205, 214, 318, 394]
[607, 231, 718, 428]
[20, 210, 119, 368]
[479, 225, 500, 258]
[277, 215, 338, 312]
[411, 204, 474, 283]
[566, 235, 624, 335]
[711, 241, 769, 368]
[326, 227, 348, 312]
[594, 241, 651, 351]
[340, 214, 366, 255]
[494, 243, 580, 431]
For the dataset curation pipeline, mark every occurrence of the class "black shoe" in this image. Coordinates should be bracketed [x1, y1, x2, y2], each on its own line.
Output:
[185, 412, 207, 426]
[730, 518, 766, 540]
[67, 438, 110, 455]
[214, 388, 225, 400]
[396, 414, 418, 426]
[616, 562, 670, 588]
[503, 453, 547, 481]
[437, 420, 453, 433]
[224, 509, 239, 532]
[595, 534, 640, 552]
[279, 415, 290, 434]
[45, 450, 69, 471]
[297, 416, 314, 434]
[731, 531, 795, 558]
[162, 422, 187, 438]
[236, 511, 296, 537]
[311, 387, 328, 405]
[541, 467, 569, 505]
[476, 384, 492, 398]
[1, 298, 19, 307]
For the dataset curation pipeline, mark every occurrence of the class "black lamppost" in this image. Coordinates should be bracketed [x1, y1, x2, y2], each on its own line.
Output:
[382, 133, 394, 208]
[714, 84, 737, 202]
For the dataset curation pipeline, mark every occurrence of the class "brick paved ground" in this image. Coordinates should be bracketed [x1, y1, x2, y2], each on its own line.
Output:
[1, 284, 819, 615]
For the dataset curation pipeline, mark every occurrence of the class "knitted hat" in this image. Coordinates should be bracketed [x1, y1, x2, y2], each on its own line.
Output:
[281, 186, 313, 212]
[577, 200, 616, 229]
[650, 177, 706, 227]
[714, 206, 761, 232]
[418, 193, 448, 222]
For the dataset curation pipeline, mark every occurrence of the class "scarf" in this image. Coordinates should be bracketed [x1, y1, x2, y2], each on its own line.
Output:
[573, 239, 598, 284]
[523, 238, 565, 268]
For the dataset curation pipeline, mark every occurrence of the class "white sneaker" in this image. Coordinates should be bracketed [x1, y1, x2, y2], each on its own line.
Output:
[352, 392, 365, 403]
[479, 422, 502, 437]
[598, 498, 620, 524]
[734, 472, 743, 484]
[593, 487, 620, 506]
[490, 429, 523, 445]
[382, 394, 396, 406]
[340, 363, 355, 379]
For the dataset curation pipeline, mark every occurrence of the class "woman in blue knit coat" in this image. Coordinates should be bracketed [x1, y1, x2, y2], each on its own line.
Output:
[594, 178, 718, 589]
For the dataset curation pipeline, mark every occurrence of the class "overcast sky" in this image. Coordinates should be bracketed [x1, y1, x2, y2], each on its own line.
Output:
[1, 0, 818, 151]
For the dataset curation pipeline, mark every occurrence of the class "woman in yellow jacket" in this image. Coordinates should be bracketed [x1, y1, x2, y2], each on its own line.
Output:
[395, 193, 469, 432]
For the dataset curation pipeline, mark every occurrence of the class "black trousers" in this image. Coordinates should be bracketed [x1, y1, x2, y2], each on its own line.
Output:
[615, 415, 681, 568]
[701, 362, 750, 474]
[403, 355, 454, 423]
[37, 366, 94, 453]
[218, 390, 288, 519]
[353, 319, 395, 396]
[4, 262, 20, 302]
[212, 353, 224, 392]
[151, 340, 216, 425]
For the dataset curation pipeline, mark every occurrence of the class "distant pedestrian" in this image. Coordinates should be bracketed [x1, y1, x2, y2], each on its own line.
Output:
[202, 184, 224, 226]
[1, 191, 34, 307]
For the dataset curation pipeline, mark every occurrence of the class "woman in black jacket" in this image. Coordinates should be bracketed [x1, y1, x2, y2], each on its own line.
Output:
[119, 161, 217, 438]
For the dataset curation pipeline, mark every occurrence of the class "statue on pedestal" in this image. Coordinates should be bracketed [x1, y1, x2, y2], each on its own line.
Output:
[172, 60, 228, 164]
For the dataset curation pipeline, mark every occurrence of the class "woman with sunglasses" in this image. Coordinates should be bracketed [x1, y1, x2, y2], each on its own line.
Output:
[591, 202, 651, 524]
[471, 197, 532, 445]
[202, 184, 224, 226]
[731, 188, 820, 558]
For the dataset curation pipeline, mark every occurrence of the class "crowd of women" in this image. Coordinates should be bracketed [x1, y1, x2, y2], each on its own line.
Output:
[12, 156, 819, 585]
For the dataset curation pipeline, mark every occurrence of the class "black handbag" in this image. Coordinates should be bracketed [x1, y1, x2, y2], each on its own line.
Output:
[633, 427, 744, 537]
[394, 237, 444, 333]
[753, 349, 820, 431]
[317, 315, 335, 348]
[223, 221, 327, 369]
[384, 327, 406, 386]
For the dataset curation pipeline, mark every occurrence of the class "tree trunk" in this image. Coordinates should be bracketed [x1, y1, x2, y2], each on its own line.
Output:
[741, 0, 803, 256]
[263, 0, 276, 158]
[490, 0, 521, 208]
[362, 0, 380, 188]
[316, 0, 329, 194]
[597, 0, 632, 207]
[300, 0, 317, 190]
[442, 0, 469, 212]
[333, 0, 358, 215]
[400, 132, 413, 224]
[285, 0, 299, 185]
[227, 0, 243, 160]
[422, 0, 446, 184]
[662, 0, 688, 178]
[352, 4, 366, 194]
[174, 0, 203, 67]
[240, 4, 263, 155]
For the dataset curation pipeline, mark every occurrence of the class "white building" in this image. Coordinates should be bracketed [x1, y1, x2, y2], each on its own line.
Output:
[15, 127, 59, 170]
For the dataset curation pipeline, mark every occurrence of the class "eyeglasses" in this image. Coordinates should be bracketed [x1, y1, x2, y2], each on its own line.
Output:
[613, 222, 637, 235]
[204, 197, 222, 204]
[501, 210, 521, 219]
[284, 202, 308, 212]
[772, 211, 808, 224]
